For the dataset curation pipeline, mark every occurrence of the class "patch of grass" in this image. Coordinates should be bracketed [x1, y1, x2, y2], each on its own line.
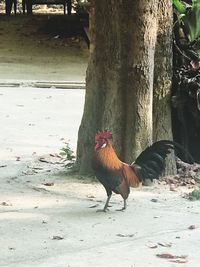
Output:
[189, 183, 200, 200]
[59, 142, 75, 161]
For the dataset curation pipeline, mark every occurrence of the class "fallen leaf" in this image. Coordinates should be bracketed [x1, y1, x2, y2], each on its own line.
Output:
[87, 195, 95, 199]
[88, 204, 99, 208]
[1, 201, 12, 206]
[52, 236, 64, 240]
[190, 60, 200, 70]
[42, 182, 54, 186]
[170, 184, 177, 191]
[16, 156, 21, 161]
[158, 242, 172, 247]
[31, 167, 43, 170]
[156, 253, 187, 259]
[39, 158, 50, 163]
[0, 165, 7, 168]
[116, 234, 134, 238]
[188, 225, 195, 230]
[169, 259, 188, 263]
[50, 153, 61, 158]
[147, 243, 158, 249]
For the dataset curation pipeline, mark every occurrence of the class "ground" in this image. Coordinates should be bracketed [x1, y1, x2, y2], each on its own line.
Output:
[0, 14, 88, 81]
[0, 13, 200, 267]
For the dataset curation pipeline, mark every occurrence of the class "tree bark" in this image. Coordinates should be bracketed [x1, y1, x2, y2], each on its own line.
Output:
[153, 0, 177, 174]
[76, 0, 176, 175]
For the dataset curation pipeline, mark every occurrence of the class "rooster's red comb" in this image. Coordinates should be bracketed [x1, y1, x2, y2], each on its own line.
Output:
[95, 130, 112, 141]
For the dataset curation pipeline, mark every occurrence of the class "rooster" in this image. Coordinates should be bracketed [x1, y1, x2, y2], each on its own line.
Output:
[92, 130, 193, 212]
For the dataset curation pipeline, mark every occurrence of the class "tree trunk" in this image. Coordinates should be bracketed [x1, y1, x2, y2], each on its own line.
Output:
[153, 0, 177, 174]
[76, 0, 175, 175]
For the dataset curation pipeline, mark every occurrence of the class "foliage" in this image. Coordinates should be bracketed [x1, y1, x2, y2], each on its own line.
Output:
[59, 142, 75, 161]
[173, 0, 186, 14]
[183, 0, 200, 42]
[189, 183, 200, 200]
[172, 0, 200, 163]
[173, 0, 200, 59]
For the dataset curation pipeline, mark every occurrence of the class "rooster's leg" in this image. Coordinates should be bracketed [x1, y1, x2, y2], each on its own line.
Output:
[116, 199, 127, 211]
[97, 194, 111, 212]
[104, 194, 112, 210]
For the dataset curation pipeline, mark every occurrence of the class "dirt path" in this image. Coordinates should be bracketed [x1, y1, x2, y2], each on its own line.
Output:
[0, 15, 88, 82]
[0, 86, 85, 161]
[0, 161, 200, 267]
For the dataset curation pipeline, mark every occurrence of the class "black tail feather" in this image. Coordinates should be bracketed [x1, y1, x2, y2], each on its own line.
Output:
[131, 140, 194, 182]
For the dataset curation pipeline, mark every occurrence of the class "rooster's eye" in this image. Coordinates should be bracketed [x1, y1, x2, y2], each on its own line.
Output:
[101, 143, 107, 149]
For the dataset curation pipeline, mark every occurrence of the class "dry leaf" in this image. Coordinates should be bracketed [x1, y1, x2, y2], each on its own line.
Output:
[170, 184, 177, 192]
[0, 165, 7, 168]
[88, 204, 99, 208]
[87, 195, 95, 199]
[151, 198, 158, 203]
[169, 259, 188, 263]
[158, 242, 172, 248]
[116, 234, 134, 238]
[156, 253, 175, 259]
[1, 201, 12, 206]
[156, 253, 187, 259]
[188, 225, 195, 230]
[52, 236, 64, 240]
[42, 182, 54, 186]
[147, 243, 158, 249]
[190, 60, 200, 70]
[39, 158, 50, 163]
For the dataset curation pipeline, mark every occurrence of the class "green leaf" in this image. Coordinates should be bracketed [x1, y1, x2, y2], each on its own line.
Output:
[59, 142, 75, 160]
[189, 183, 200, 201]
[183, 5, 200, 42]
[192, 0, 200, 9]
[173, 0, 186, 14]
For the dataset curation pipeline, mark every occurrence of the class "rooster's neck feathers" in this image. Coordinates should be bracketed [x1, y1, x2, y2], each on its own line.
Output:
[94, 141, 122, 171]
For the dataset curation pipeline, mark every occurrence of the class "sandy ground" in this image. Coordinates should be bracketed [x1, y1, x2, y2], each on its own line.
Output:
[0, 14, 200, 267]
[0, 86, 85, 161]
[0, 15, 88, 81]
[1, 164, 200, 267]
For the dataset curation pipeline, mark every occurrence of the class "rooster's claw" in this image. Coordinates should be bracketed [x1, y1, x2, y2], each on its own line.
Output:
[96, 208, 109, 212]
[116, 207, 126, 212]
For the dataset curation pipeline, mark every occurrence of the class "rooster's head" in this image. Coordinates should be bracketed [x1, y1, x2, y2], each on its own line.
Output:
[95, 130, 112, 150]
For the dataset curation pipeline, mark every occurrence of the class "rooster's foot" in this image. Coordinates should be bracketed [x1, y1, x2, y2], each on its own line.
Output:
[116, 200, 127, 211]
[96, 208, 109, 212]
[116, 207, 126, 212]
